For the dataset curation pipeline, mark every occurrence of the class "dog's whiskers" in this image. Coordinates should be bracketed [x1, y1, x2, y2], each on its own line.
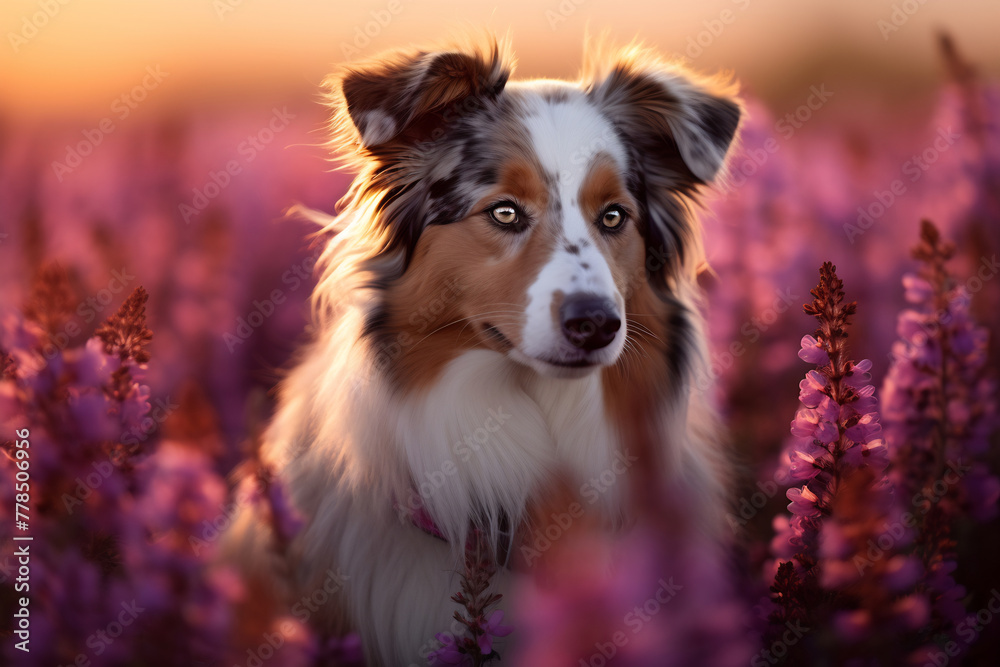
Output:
[409, 310, 524, 350]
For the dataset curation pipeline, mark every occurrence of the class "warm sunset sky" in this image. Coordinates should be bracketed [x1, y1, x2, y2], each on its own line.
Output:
[2, 0, 999, 119]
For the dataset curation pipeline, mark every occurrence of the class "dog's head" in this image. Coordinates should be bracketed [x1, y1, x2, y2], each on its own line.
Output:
[326, 36, 740, 384]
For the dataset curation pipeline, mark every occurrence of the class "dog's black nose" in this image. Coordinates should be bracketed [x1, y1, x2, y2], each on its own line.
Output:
[560, 294, 621, 351]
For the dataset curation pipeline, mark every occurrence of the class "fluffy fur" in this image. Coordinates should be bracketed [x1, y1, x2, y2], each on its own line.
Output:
[224, 34, 742, 666]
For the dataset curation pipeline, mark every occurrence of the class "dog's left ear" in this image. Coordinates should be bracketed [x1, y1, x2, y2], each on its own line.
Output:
[586, 53, 742, 184]
[331, 38, 512, 152]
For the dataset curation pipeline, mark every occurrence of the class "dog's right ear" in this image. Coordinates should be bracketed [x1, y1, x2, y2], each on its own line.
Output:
[330, 38, 512, 152]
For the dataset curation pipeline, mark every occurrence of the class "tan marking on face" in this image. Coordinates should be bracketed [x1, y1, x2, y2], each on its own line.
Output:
[578, 155, 629, 221]
[502, 159, 549, 206]
[601, 278, 672, 418]
[582, 155, 676, 416]
[378, 156, 561, 390]
[577, 154, 646, 302]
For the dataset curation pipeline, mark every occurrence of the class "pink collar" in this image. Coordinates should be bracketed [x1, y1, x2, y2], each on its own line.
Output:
[394, 490, 448, 541]
[393, 489, 513, 568]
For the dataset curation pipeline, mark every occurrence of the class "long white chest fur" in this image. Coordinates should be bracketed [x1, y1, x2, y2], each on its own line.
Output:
[246, 336, 638, 666]
[393, 349, 628, 548]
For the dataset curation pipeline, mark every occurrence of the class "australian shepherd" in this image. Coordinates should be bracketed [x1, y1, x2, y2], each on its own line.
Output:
[225, 33, 742, 666]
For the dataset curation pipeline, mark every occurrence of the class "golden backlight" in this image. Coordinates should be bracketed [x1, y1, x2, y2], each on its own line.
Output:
[2, 0, 999, 119]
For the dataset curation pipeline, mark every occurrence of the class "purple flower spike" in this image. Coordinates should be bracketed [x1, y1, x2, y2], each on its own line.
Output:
[0, 285, 243, 667]
[427, 531, 509, 666]
[882, 220, 1000, 642]
[768, 263, 929, 662]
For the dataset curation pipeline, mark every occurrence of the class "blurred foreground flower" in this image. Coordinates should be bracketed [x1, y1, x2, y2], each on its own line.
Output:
[512, 398, 755, 667]
[227, 393, 364, 667]
[0, 279, 241, 665]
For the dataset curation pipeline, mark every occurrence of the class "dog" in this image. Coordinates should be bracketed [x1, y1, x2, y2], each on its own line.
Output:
[224, 33, 741, 666]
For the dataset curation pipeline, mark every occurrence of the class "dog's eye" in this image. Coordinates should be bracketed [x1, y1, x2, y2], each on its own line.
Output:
[489, 204, 520, 226]
[601, 206, 627, 231]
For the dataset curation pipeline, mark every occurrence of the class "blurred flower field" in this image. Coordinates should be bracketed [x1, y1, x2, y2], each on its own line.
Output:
[1, 36, 998, 667]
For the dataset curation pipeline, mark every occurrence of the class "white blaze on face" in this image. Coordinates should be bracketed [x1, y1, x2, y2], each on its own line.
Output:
[515, 87, 630, 372]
